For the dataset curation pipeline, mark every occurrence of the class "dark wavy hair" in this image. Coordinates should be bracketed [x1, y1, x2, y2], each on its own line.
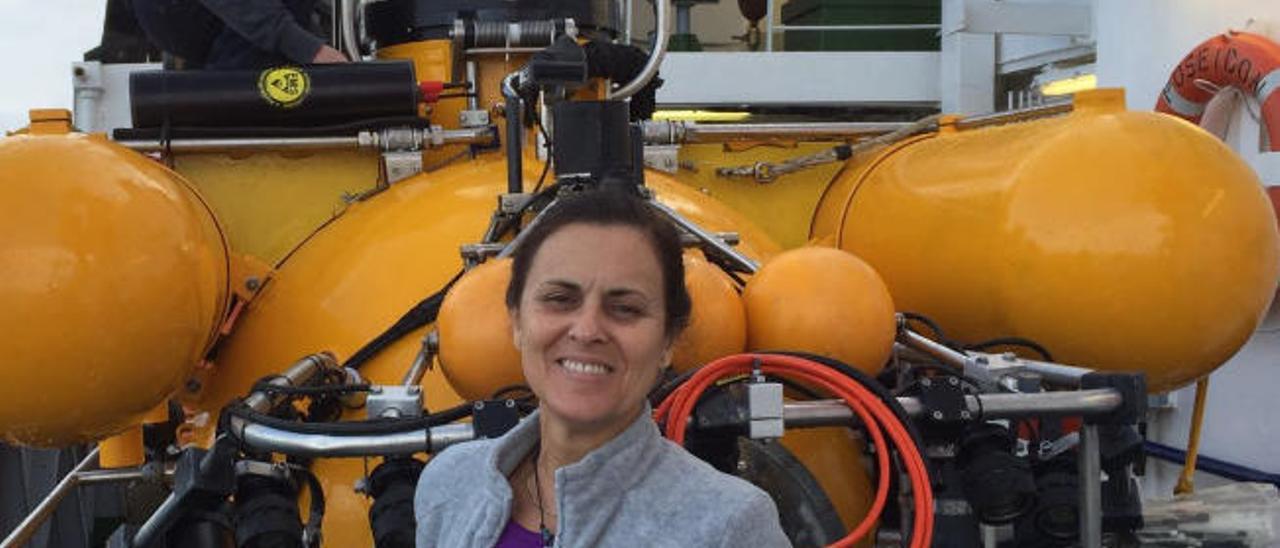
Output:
[505, 189, 692, 339]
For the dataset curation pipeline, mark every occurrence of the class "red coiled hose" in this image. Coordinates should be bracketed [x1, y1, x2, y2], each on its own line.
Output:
[655, 353, 934, 548]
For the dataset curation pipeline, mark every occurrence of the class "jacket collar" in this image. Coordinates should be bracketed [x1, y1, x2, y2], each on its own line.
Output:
[487, 405, 663, 496]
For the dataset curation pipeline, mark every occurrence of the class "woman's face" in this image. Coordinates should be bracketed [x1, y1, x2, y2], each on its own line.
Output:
[511, 223, 672, 433]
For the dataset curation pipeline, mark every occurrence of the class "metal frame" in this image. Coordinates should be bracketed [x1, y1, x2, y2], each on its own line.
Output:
[656, 51, 940, 107]
[1, 451, 175, 548]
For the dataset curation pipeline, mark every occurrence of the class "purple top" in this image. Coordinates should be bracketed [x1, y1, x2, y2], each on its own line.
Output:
[494, 519, 543, 548]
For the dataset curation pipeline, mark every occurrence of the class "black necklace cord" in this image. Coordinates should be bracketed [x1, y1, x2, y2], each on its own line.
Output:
[532, 445, 555, 547]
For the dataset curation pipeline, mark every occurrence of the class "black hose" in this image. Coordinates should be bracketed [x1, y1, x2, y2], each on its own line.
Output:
[290, 464, 326, 546]
[342, 270, 462, 370]
[965, 337, 1054, 362]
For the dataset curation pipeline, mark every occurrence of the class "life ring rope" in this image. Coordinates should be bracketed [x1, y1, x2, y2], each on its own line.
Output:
[1155, 31, 1280, 151]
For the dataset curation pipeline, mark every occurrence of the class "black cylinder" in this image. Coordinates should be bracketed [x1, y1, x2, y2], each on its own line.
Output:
[368, 458, 425, 548]
[958, 425, 1037, 525]
[552, 100, 635, 187]
[130, 61, 419, 128]
[233, 475, 304, 548]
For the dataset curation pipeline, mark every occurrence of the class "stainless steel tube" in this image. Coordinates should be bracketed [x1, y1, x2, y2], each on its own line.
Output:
[340, 0, 361, 61]
[647, 200, 759, 272]
[1, 448, 100, 548]
[235, 422, 474, 458]
[401, 331, 438, 386]
[955, 101, 1073, 130]
[781, 389, 1122, 427]
[640, 121, 911, 145]
[74, 465, 171, 486]
[119, 136, 360, 153]
[897, 328, 970, 370]
[1078, 424, 1103, 548]
[611, 0, 668, 99]
[243, 353, 337, 413]
[1019, 360, 1094, 387]
[118, 128, 494, 154]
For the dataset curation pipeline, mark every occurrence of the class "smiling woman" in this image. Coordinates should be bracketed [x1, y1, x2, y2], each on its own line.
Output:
[414, 189, 791, 547]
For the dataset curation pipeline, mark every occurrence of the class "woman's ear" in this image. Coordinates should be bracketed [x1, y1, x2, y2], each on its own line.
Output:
[509, 308, 522, 348]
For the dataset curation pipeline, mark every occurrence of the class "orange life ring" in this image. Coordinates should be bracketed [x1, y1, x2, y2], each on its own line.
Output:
[1155, 31, 1280, 151]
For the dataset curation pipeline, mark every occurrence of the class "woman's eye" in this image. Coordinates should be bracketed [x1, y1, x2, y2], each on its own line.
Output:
[610, 304, 644, 319]
[539, 292, 575, 307]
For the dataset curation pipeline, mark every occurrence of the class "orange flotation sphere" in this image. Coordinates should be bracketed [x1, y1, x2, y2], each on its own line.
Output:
[744, 247, 896, 375]
[671, 253, 747, 373]
[437, 258, 523, 400]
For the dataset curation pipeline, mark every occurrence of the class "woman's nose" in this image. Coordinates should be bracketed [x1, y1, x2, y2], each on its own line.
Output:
[567, 306, 605, 343]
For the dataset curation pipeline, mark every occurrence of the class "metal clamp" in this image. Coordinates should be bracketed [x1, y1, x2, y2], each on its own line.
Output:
[366, 385, 424, 419]
[747, 381, 785, 440]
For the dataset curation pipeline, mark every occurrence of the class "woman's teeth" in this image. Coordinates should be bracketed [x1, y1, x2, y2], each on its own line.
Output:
[559, 359, 611, 375]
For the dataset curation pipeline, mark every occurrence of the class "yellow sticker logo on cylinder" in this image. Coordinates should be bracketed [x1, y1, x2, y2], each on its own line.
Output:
[258, 67, 310, 108]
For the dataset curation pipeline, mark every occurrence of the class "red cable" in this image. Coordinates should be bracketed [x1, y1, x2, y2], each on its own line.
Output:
[655, 354, 934, 548]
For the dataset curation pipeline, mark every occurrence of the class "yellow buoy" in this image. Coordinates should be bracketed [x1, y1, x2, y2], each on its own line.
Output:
[0, 113, 228, 446]
[743, 247, 896, 375]
[813, 89, 1280, 392]
[437, 258, 523, 401]
[671, 253, 746, 373]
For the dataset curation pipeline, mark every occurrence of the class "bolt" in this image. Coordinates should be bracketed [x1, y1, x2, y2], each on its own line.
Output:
[505, 399, 516, 408]
[921, 378, 932, 387]
[960, 411, 972, 420]
[73, 66, 85, 78]
[473, 401, 485, 410]
[931, 410, 944, 420]
[245, 276, 261, 291]
[948, 376, 960, 386]
[736, 459, 749, 472]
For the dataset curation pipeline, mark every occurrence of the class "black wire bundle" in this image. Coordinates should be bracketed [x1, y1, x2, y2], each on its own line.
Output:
[901, 310, 1055, 362]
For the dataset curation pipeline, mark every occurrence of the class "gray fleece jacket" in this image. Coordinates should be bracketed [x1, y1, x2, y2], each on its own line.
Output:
[414, 409, 792, 547]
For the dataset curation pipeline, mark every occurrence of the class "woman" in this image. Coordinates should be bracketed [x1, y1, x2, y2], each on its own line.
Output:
[414, 189, 790, 547]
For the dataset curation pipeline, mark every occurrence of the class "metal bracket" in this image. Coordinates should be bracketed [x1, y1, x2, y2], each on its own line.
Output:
[460, 109, 491, 128]
[643, 145, 681, 174]
[747, 382, 785, 440]
[460, 243, 507, 268]
[382, 151, 423, 184]
[499, 192, 535, 214]
[233, 459, 292, 482]
[365, 385, 424, 420]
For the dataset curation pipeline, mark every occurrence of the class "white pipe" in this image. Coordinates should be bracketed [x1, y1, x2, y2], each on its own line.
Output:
[341, 0, 362, 61]
[610, 0, 669, 99]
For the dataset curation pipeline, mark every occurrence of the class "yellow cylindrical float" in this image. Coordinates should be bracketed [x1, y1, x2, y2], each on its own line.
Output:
[671, 252, 747, 373]
[0, 111, 229, 446]
[743, 247, 897, 375]
[812, 89, 1280, 392]
[438, 258, 523, 401]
